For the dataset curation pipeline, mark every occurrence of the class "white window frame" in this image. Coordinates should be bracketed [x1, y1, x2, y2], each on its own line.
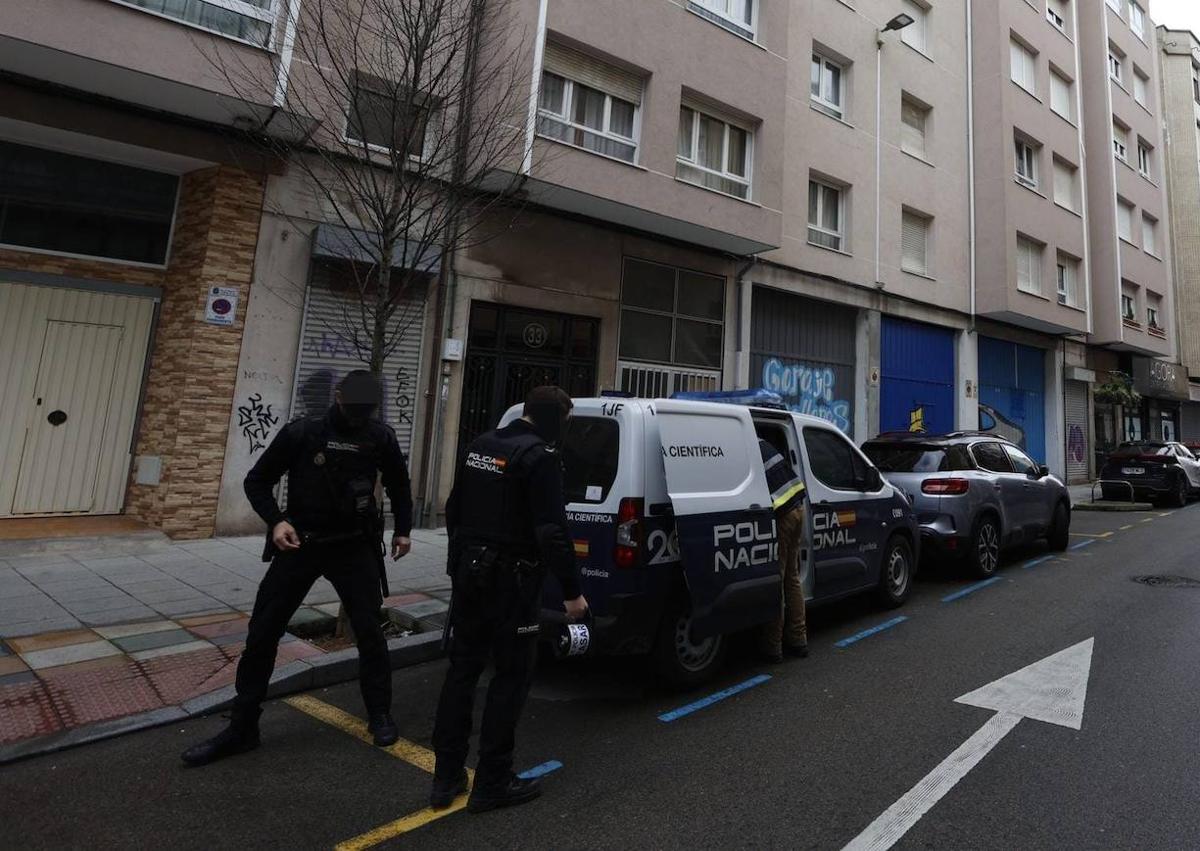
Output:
[108, 0, 277, 48]
[1142, 213, 1159, 255]
[1147, 305, 1160, 330]
[1046, 0, 1067, 32]
[1056, 254, 1079, 307]
[1017, 235, 1043, 295]
[537, 71, 641, 164]
[811, 53, 846, 119]
[1194, 66, 1200, 104]
[1118, 199, 1135, 242]
[1130, 1, 1145, 39]
[687, 0, 757, 41]
[808, 179, 846, 251]
[901, 210, 931, 276]
[1107, 0, 1124, 15]
[1109, 50, 1124, 85]
[1050, 70, 1074, 121]
[1015, 137, 1039, 189]
[1011, 39, 1038, 95]
[1138, 141, 1153, 179]
[1121, 291, 1137, 322]
[676, 105, 754, 200]
[1113, 124, 1129, 162]
[900, 96, 929, 159]
[1133, 68, 1150, 107]
[1053, 157, 1078, 211]
[900, 0, 928, 54]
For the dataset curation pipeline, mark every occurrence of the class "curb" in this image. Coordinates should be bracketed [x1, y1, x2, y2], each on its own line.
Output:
[0, 631, 444, 767]
[1073, 501, 1155, 512]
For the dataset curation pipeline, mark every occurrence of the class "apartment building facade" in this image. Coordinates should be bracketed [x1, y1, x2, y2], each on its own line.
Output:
[1157, 26, 1200, 439]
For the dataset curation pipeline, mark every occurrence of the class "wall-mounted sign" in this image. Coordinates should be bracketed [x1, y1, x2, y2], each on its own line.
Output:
[442, 338, 464, 362]
[1132, 356, 1189, 401]
[523, 322, 549, 349]
[204, 286, 239, 326]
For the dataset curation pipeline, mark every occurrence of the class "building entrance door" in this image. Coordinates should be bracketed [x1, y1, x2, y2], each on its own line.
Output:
[458, 303, 598, 457]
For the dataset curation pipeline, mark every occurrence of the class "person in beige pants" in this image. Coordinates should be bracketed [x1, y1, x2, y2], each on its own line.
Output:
[758, 438, 809, 662]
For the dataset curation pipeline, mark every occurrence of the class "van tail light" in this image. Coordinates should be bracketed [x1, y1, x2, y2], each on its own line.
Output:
[614, 498, 644, 569]
[922, 478, 971, 496]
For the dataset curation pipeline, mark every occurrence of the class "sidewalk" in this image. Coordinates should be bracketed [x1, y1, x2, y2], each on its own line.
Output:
[0, 529, 451, 758]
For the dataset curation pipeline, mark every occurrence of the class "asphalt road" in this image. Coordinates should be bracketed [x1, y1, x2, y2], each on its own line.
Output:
[3, 505, 1199, 850]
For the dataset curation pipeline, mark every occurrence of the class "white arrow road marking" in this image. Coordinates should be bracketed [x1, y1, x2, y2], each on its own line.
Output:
[842, 638, 1095, 851]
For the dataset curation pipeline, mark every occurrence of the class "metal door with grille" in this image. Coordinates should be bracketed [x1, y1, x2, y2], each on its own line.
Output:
[1064, 380, 1090, 484]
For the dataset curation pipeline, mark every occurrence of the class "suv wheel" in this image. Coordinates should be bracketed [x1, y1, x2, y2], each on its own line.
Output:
[875, 535, 913, 608]
[653, 594, 726, 688]
[1172, 474, 1190, 508]
[968, 515, 1001, 578]
[1047, 502, 1070, 552]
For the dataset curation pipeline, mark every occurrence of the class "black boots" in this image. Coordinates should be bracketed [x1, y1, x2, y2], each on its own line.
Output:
[181, 713, 261, 767]
[430, 770, 470, 810]
[367, 713, 399, 747]
[785, 643, 810, 659]
[467, 774, 542, 814]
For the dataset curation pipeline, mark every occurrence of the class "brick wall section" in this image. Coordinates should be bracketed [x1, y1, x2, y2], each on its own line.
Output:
[125, 165, 266, 538]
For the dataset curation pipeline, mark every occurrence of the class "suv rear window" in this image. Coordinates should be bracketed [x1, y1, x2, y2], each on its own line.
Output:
[561, 416, 619, 503]
[863, 443, 972, 473]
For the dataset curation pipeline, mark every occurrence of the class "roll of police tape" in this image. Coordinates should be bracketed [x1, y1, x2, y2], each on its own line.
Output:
[565, 623, 590, 657]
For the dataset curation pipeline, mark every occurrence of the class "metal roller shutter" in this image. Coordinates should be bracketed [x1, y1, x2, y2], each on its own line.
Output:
[543, 41, 643, 104]
[1064, 380, 1089, 484]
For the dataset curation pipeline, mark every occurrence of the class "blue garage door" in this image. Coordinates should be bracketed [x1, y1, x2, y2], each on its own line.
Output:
[978, 337, 1046, 462]
[881, 318, 956, 435]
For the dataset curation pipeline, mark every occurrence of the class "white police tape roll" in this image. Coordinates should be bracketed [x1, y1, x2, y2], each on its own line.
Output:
[565, 623, 590, 656]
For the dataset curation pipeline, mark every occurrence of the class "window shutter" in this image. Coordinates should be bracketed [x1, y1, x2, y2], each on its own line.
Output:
[901, 212, 928, 274]
[1053, 161, 1074, 208]
[901, 101, 926, 157]
[1051, 73, 1071, 117]
[543, 42, 643, 105]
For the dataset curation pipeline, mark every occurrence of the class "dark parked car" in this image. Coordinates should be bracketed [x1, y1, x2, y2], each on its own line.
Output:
[862, 432, 1071, 577]
[1099, 442, 1200, 507]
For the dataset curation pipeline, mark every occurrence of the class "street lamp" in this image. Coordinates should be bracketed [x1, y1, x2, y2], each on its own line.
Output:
[876, 11, 915, 287]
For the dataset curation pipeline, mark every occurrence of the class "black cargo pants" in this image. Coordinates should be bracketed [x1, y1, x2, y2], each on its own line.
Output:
[432, 575, 540, 789]
[232, 538, 390, 722]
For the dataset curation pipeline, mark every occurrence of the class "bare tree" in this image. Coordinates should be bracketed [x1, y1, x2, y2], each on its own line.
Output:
[215, 0, 531, 374]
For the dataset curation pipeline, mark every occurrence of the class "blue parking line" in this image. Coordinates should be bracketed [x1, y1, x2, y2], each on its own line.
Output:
[941, 576, 1003, 602]
[834, 615, 909, 648]
[1070, 539, 1095, 551]
[657, 674, 772, 723]
[518, 760, 564, 780]
[1022, 555, 1056, 569]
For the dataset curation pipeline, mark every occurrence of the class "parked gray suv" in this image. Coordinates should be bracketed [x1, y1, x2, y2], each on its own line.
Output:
[861, 433, 1071, 577]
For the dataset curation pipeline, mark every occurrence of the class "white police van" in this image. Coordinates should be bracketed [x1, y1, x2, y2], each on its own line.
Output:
[500, 392, 918, 685]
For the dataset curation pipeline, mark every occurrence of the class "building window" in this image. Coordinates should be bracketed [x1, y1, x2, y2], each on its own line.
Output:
[1138, 141, 1154, 179]
[1053, 157, 1079, 211]
[1108, 47, 1124, 84]
[1130, 1, 1145, 38]
[1015, 136, 1039, 188]
[1106, 0, 1124, 15]
[1016, 235, 1043, 295]
[676, 105, 753, 200]
[687, 0, 756, 40]
[811, 53, 846, 119]
[808, 179, 845, 251]
[1056, 253, 1080, 307]
[537, 44, 642, 164]
[1118, 198, 1135, 242]
[0, 139, 178, 266]
[1143, 213, 1159, 255]
[900, 0, 928, 53]
[618, 258, 724, 369]
[901, 210, 931, 276]
[1147, 293, 1164, 332]
[111, 0, 275, 46]
[345, 73, 435, 159]
[1050, 69, 1074, 121]
[1113, 122, 1129, 162]
[900, 96, 929, 159]
[1047, 0, 1068, 32]
[1133, 68, 1150, 107]
[1193, 66, 1200, 104]
[1121, 286, 1138, 322]
[1010, 39, 1038, 95]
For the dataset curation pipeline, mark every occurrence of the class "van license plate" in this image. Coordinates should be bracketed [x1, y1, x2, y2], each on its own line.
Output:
[1122, 467, 1145, 475]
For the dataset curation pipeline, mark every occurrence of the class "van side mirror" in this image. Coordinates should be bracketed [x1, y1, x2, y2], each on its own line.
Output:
[1037, 465, 1050, 479]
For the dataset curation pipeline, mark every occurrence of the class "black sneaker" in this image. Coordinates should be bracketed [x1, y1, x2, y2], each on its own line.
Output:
[785, 643, 810, 659]
[368, 713, 399, 747]
[467, 775, 542, 814]
[430, 770, 470, 810]
[181, 723, 261, 767]
[759, 649, 784, 664]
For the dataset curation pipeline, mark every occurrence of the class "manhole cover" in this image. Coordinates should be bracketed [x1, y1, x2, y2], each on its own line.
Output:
[1131, 575, 1200, 588]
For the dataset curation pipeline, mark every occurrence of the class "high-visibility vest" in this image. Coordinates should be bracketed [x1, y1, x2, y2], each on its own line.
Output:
[759, 439, 806, 514]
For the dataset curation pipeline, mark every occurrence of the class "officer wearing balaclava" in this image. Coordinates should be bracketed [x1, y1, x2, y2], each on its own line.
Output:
[429, 385, 586, 813]
[181, 370, 413, 766]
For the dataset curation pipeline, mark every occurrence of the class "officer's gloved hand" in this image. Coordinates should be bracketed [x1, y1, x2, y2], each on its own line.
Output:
[391, 535, 411, 560]
[564, 595, 589, 622]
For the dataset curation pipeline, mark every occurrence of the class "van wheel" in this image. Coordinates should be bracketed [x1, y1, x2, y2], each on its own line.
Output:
[968, 515, 1001, 578]
[875, 535, 913, 608]
[652, 595, 726, 688]
[1047, 502, 1070, 552]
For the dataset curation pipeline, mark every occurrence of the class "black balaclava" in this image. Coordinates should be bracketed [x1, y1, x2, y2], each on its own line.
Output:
[335, 370, 382, 430]
[523, 386, 573, 446]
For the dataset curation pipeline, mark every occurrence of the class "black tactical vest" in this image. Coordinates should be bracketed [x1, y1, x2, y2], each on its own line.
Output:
[285, 413, 386, 534]
[452, 425, 546, 554]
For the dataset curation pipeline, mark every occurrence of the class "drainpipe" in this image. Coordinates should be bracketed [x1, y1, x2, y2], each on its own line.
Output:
[522, 0, 550, 175]
[273, 0, 302, 107]
[965, 0, 976, 319]
[734, 255, 756, 387]
[875, 30, 885, 288]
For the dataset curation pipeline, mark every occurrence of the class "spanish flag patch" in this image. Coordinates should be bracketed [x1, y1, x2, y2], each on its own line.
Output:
[573, 540, 590, 557]
[835, 510, 858, 527]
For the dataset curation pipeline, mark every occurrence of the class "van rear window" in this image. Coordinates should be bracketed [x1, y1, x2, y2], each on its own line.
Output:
[561, 416, 620, 503]
[863, 444, 972, 473]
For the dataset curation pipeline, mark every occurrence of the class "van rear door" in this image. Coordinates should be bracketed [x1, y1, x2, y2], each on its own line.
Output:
[654, 400, 780, 638]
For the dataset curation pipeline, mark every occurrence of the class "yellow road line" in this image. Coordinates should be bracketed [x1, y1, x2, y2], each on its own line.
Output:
[1069, 531, 1114, 538]
[1141, 517, 1155, 523]
[282, 694, 472, 849]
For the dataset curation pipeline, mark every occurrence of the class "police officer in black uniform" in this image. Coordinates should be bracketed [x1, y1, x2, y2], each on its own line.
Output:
[429, 386, 587, 813]
[181, 370, 413, 766]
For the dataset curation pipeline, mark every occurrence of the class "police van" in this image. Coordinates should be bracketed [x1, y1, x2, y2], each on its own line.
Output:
[500, 393, 918, 685]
